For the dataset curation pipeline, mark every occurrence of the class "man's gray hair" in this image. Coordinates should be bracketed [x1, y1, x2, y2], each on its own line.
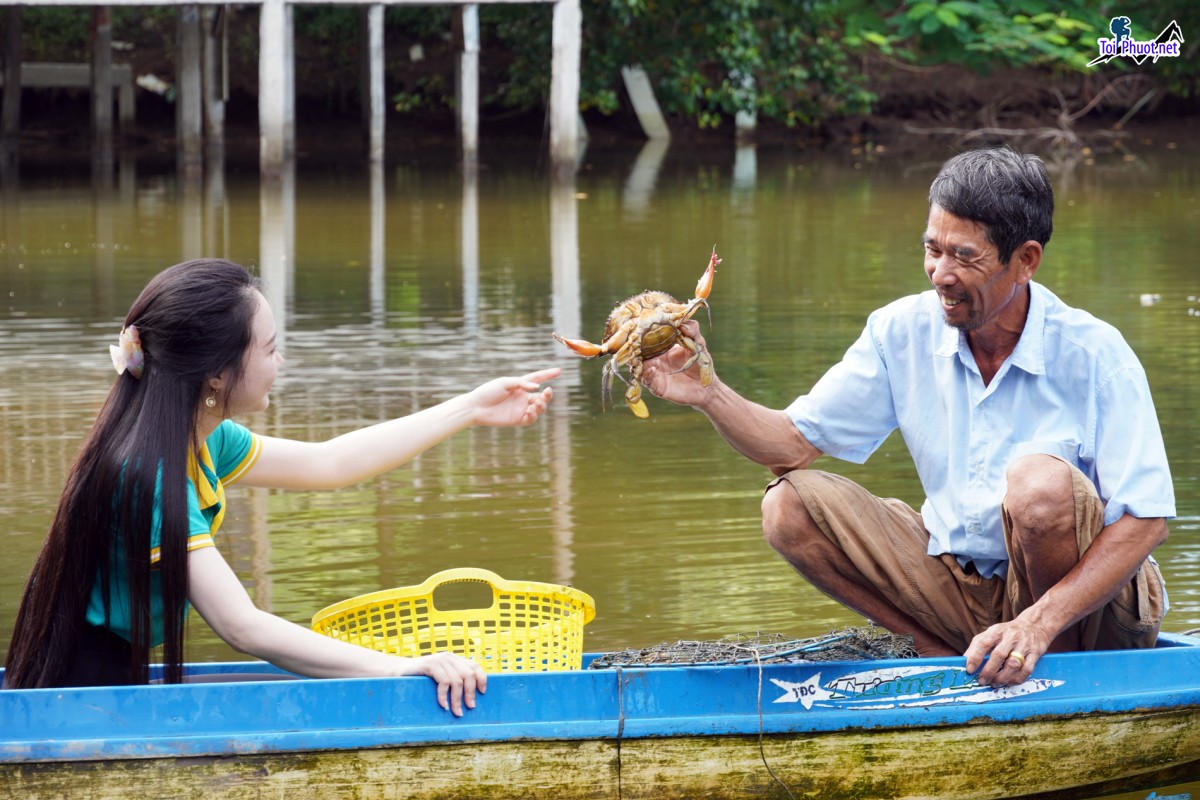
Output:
[929, 147, 1054, 264]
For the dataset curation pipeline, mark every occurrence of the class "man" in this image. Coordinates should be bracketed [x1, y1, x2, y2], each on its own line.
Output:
[642, 147, 1174, 688]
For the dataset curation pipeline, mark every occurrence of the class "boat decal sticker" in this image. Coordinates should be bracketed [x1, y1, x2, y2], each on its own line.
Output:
[770, 666, 1063, 710]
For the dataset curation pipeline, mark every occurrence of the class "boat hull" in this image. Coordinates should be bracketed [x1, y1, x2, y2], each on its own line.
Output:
[4, 634, 1200, 799]
[4, 709, 1199, 800]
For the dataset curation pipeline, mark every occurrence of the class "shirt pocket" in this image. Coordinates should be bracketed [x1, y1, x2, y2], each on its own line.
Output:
[1009, 439, 1082, 470]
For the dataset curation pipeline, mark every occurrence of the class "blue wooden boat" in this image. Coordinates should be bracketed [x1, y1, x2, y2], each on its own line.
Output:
[3, 632, 1200, 799]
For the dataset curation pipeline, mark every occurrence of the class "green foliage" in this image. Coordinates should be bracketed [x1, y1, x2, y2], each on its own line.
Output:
[392, 76, 451, 115]
[878, 1, 1098, 73]
[293, 7, 362, 43]
[14, 8, 91, 62]
[385, 6, 453, 41]
[481, 5, 554, 112]
[15, 8, 183, 68]
[851, 0, 1198, 99]
[482, 0, 878, 131]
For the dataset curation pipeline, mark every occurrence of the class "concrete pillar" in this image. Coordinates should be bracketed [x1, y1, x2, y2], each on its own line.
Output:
[733, 69, 757, 141]
[284, 3, 295, 159]
[359, 9, 369, 133]
[455, 4, 479, 170]
[116, 69, 134, 135]
[91, 8, 114, 166]
[259, 0, 294, 177]
[366, 4, 384, 163]
[2, 7, 22, 163]
[202, 5, 226, 160]
[620, 66, 670, 141]
[177, 5, 203, 173]
[549, 0, 581, 173]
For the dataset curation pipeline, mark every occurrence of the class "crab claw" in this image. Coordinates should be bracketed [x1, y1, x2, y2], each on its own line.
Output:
[694, 245, 720, 301]
[554, 333, 605, 358]
[698, 349, 714, 387]
[625, 384, 650, 418]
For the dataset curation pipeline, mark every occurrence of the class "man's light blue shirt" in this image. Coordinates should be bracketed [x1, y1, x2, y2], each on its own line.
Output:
[786, 282, 1175, 579]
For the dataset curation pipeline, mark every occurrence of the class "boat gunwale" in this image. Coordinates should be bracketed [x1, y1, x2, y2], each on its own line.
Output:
[3, 633, 1200, 764]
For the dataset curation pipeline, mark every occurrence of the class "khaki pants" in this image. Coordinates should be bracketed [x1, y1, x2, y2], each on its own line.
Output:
[767, 465, 1165, 653]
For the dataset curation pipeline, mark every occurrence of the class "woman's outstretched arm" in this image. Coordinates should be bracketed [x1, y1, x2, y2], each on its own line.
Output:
[241, 367, 559, 490]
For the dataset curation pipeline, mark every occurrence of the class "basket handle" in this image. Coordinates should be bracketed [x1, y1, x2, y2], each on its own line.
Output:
[419, 567, 507, 591]
[420, 568, 505, 613]
[416, 568, 596, 624]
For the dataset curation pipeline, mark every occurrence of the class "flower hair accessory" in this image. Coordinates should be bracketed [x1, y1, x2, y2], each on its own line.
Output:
[110, 325, 145, 379]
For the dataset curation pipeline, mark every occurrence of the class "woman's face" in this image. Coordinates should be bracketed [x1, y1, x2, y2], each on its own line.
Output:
[224, 291, 283, 416]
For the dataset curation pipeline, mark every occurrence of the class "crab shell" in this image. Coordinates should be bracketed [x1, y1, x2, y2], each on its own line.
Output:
[603, 291, 685, 360]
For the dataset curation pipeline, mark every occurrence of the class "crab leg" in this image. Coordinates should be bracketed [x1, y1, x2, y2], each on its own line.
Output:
[553, 318, 635, 358]
[683, 297, 712, 328]
[673, 335, 702, 372]
[624, 356, 650, 418]
[670, 334, 715, 386]
[605, 326, 650, 418]
[600, 334, 648, 416]
[601, 361, 622, 411]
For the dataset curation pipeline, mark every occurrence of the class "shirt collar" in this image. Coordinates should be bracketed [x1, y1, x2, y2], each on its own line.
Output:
[932, 282, 1047, 376]
[1009, 282, 1046, 376]
[187, 442, 221, 511]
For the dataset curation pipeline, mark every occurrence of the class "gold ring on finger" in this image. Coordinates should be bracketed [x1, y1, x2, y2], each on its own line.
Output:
[1008, 650, 1026, 668]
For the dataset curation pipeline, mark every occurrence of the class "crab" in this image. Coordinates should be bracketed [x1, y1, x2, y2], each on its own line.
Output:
[553, 247, 719, 418]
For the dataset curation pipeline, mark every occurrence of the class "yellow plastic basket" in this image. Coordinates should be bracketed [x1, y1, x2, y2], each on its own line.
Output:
[311, 568, 596, 672]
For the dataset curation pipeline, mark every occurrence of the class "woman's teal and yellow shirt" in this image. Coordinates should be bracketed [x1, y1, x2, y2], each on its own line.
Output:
[85, 420, 262, 645]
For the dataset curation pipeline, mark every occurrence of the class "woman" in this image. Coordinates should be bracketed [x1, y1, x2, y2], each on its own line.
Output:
[4, 259, 559, 715]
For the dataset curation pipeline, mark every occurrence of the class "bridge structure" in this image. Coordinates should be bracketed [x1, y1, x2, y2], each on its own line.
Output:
[0, 0, 583, 176]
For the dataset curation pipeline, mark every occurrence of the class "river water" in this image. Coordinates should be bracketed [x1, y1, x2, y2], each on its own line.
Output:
[1, 140, 1197, 693]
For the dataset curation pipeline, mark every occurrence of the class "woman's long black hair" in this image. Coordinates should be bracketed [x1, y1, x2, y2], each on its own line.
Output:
[4, 259, 261, 687]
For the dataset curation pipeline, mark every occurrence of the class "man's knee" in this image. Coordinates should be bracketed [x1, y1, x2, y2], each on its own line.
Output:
[761, 473, 822, 554]
[1004, 454, 1074, 533]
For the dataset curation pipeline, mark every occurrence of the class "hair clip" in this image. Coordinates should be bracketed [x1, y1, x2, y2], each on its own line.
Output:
[110, 325, 145, 379]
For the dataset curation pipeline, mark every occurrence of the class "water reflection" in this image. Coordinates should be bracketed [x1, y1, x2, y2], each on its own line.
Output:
[622, 138, 669, 216]
[258, 160, 294, 348]
[733, 144, 757, 194]
[2, 146, 1198, 687]
[461, 167, 478, 334]
[549, 176, 582, 585]
[91, 167, 116, 313]
[246, 161, 586, 593]
[370, 161, 385, 322]
[204, 157, 229, 258]
[550, 177, 582, 379]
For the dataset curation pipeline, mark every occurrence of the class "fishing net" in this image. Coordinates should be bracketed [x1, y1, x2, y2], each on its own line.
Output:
[588, 627, 919, 669]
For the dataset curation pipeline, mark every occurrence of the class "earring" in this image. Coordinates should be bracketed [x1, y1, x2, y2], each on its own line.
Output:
[205, 394, 217, 409]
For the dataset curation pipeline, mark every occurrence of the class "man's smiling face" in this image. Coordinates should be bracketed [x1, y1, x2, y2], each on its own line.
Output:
[923, 204, 1025, 333]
